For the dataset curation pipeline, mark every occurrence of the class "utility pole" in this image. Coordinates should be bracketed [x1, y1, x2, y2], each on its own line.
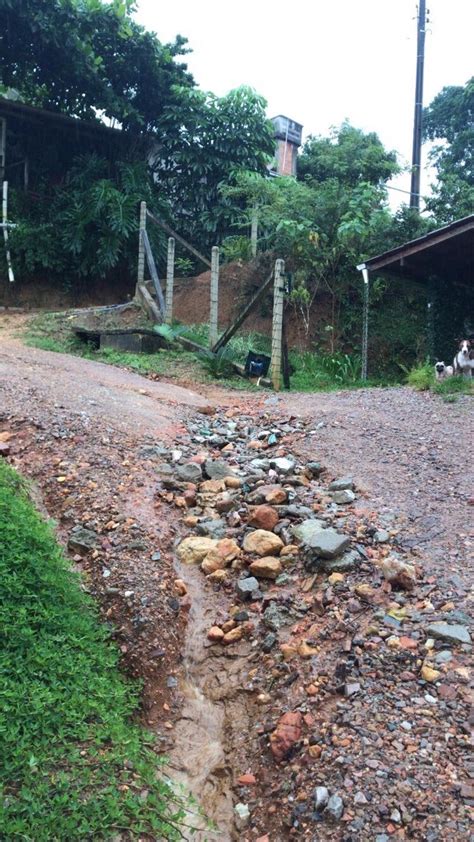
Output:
[410, 0, 427, 210]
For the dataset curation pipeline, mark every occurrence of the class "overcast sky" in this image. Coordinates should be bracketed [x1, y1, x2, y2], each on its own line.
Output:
[134, 0, 473, 209]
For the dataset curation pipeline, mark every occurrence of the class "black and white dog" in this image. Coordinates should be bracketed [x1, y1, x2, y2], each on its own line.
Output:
[453, 339, 474, 377]
[435, 361, 454, 380]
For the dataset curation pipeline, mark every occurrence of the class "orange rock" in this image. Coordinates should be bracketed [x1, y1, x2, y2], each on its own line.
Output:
[307, 744, 322, 759]
[249, 505, 279, 531]
[270, 711, 302, 761]
[225, 475, 242, 489]
[306, 684, 319, 696]
[399, 636, 418, 650]
[238, 773, 256, 785]
[222, 626, 243, 645]
[207, 626, 224, 642]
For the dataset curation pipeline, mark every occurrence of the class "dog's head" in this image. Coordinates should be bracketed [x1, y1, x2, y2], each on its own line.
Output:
[458, 338, 472, 357]
[435, 361, 446, 374]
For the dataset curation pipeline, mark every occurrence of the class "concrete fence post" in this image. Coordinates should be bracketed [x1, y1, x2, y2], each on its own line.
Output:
[209, 246, 219, 348]
[165, 236, 175, 324]
[250, 205, 259, 258]
[270, 258, 285, 391]
[137, 201, 146, 287]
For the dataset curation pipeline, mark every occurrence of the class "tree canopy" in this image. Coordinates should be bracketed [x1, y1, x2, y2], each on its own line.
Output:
[423, 77, 474, 222]
[297, 123, 399, 187]
[0, 0, 193, 131]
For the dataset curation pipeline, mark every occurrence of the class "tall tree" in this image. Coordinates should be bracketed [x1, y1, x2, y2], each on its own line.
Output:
[0, 0, 193, 131]
[423, 77, 474, 222]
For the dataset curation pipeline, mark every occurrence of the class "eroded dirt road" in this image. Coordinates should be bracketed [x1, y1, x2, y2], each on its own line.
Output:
[1, 317, 472, 841]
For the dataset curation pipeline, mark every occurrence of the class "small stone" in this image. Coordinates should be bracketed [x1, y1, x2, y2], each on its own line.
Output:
[380, 556, 417, 590]
[314, 786, 329, 811]
[292, 519, 326, 544]
[332, 489, 356, 504]
[200, 479, 226, 493]
[328, 572, 345, 585]
[270, 457, 295, 475]
[262, 632, 277, 652]
[374, 529, 390, 543]
[249, 556, 282, 579]
[208, 569, 228, 582]
[207, 626, 225, 642]
[176, 536, 217, 564]
[323, 550, 360, 572]
[225, 476, 242, 489]
[248, 505, 279, 531]
[174, 579, 187, 596]
[263, 603, 288, 630]
[68, 527, 98, 555]
[238, 774, 256, 786]
[176, 462, 202, 483]
[345, 682, 361, 696]
[265, 486, 288, 505]
[234, 802, 250, 830]
[205, 459, 236, 479]
[243, 529, 284, 556]
[354, 791, 368, 805]
[223, 626, 244, 645]
[305, 529, 351, 560]
[0, 441, 10, 457]
[270, 711, 302, 761]
[425, 621, 471, 645]
[214, 492, 235, 513]
[325, 794, 344, 821]
[306, 461, 324, 477]
[328, 477, 353, 491]
[236, 577, 260, 599]
[421, 664, 441, 682]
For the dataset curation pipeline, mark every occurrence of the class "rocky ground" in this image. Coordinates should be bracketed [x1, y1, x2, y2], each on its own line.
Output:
[0, 318, 472, 841]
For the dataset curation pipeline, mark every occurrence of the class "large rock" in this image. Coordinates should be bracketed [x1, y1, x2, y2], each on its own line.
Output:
[301, 527, 350, 559]
[176, 536, 217, 564]
[243, 529, 283, 556]
[328, 477, 354, 491]
[205, 459, 236, 479]
[248, 505, 279, 531]
[68, 527, 99, 555]
[270, 711, 302, 761]
[249, 557, 282, 579]
[425, 622, 471, 645]
[176, 462, 203, 483]
[201, 538, 241, 574]
[292, 519, 326, 544]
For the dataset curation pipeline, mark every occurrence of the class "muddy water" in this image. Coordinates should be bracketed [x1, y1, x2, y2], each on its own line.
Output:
[167, 561, 252, 841]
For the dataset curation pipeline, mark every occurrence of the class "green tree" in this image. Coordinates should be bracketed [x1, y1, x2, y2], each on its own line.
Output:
[297, 122, 399, 187]
[423, 77, 474, 221]
[0, 0, 193, 131]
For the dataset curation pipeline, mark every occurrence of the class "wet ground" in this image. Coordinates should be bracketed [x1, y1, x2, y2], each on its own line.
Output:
[0, 315, 472, 841]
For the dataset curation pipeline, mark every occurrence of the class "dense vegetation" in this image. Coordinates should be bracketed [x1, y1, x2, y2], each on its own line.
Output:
[0, 458, 184, 839]
[0, 0, 472, 372]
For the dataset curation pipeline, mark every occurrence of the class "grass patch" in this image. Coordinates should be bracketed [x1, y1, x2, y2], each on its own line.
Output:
[406, 361, 473, 401]
[407, 362, 434, 391]
[0, 459, 184, 840]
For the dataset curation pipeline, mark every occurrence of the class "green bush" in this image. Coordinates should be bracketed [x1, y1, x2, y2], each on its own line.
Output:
[407, 361, 434, 390]
[0, 460, 184, 840]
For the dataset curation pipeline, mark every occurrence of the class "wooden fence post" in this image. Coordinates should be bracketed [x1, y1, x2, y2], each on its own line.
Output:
[137, 201, 146, 287]
[165, 236, 175, 324]
[270, 258, 285, 390]
[209, 246, 219, 348]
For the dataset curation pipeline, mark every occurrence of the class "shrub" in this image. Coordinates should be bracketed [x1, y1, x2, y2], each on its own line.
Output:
[407, 362, 434, 390]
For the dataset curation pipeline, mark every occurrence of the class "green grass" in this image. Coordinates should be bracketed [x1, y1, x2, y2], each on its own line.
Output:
[23, 313, 398, 392]
[406, 361, 473, 401]
[0, 459, 184, 840]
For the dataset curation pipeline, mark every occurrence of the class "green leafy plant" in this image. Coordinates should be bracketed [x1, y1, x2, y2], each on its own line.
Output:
[407, 361, 434, 390]
[198, 347, 236, 379]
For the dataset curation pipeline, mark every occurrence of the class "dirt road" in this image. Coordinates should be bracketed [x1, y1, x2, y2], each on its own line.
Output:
[1, 319, 472, 840]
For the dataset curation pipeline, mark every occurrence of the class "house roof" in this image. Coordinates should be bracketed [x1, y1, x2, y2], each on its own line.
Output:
[0, 95, 124, 140]
[361, 215, 474, 288]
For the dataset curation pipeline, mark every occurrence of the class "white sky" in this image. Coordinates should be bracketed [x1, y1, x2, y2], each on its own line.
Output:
[134, 0, 473, 209]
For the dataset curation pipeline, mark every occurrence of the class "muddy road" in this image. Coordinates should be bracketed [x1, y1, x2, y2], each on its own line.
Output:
[1, 319, 472, 841]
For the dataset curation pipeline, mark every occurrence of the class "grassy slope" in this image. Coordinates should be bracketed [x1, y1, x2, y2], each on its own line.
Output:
[0, 460, 183, 841]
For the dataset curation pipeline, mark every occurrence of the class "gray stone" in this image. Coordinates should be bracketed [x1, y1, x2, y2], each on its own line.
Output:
[156, 463, 174, 478]
[434, 650, 453, 664]
[292, 519, 326, 544]
[374, 529, 390, 543]
[262, 632, 277, 652]
[195, 519, 227, 538]
[249, 458, 271, 471]
[270, 456, 295, 475]
[354, 791, 368, 805]
[306, 461, 324, 477]
[234, 802, 250, 831]
[332, 489, 356, 505]
[263, 602, 288, 631]
[325, 794, 344, 821]
[176, 462, 202, 483]
[236, 577, 260, 599]
[280, 504, 315, 519]
[314, 786, 329, 811]
[328, 477, 354, 491]
[425, 622, 471, 645]
[323, 550, 360, 573]
[205, 459, 236, 479]
[304, 528, 351, 559]
[68, 527, 98, 554]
